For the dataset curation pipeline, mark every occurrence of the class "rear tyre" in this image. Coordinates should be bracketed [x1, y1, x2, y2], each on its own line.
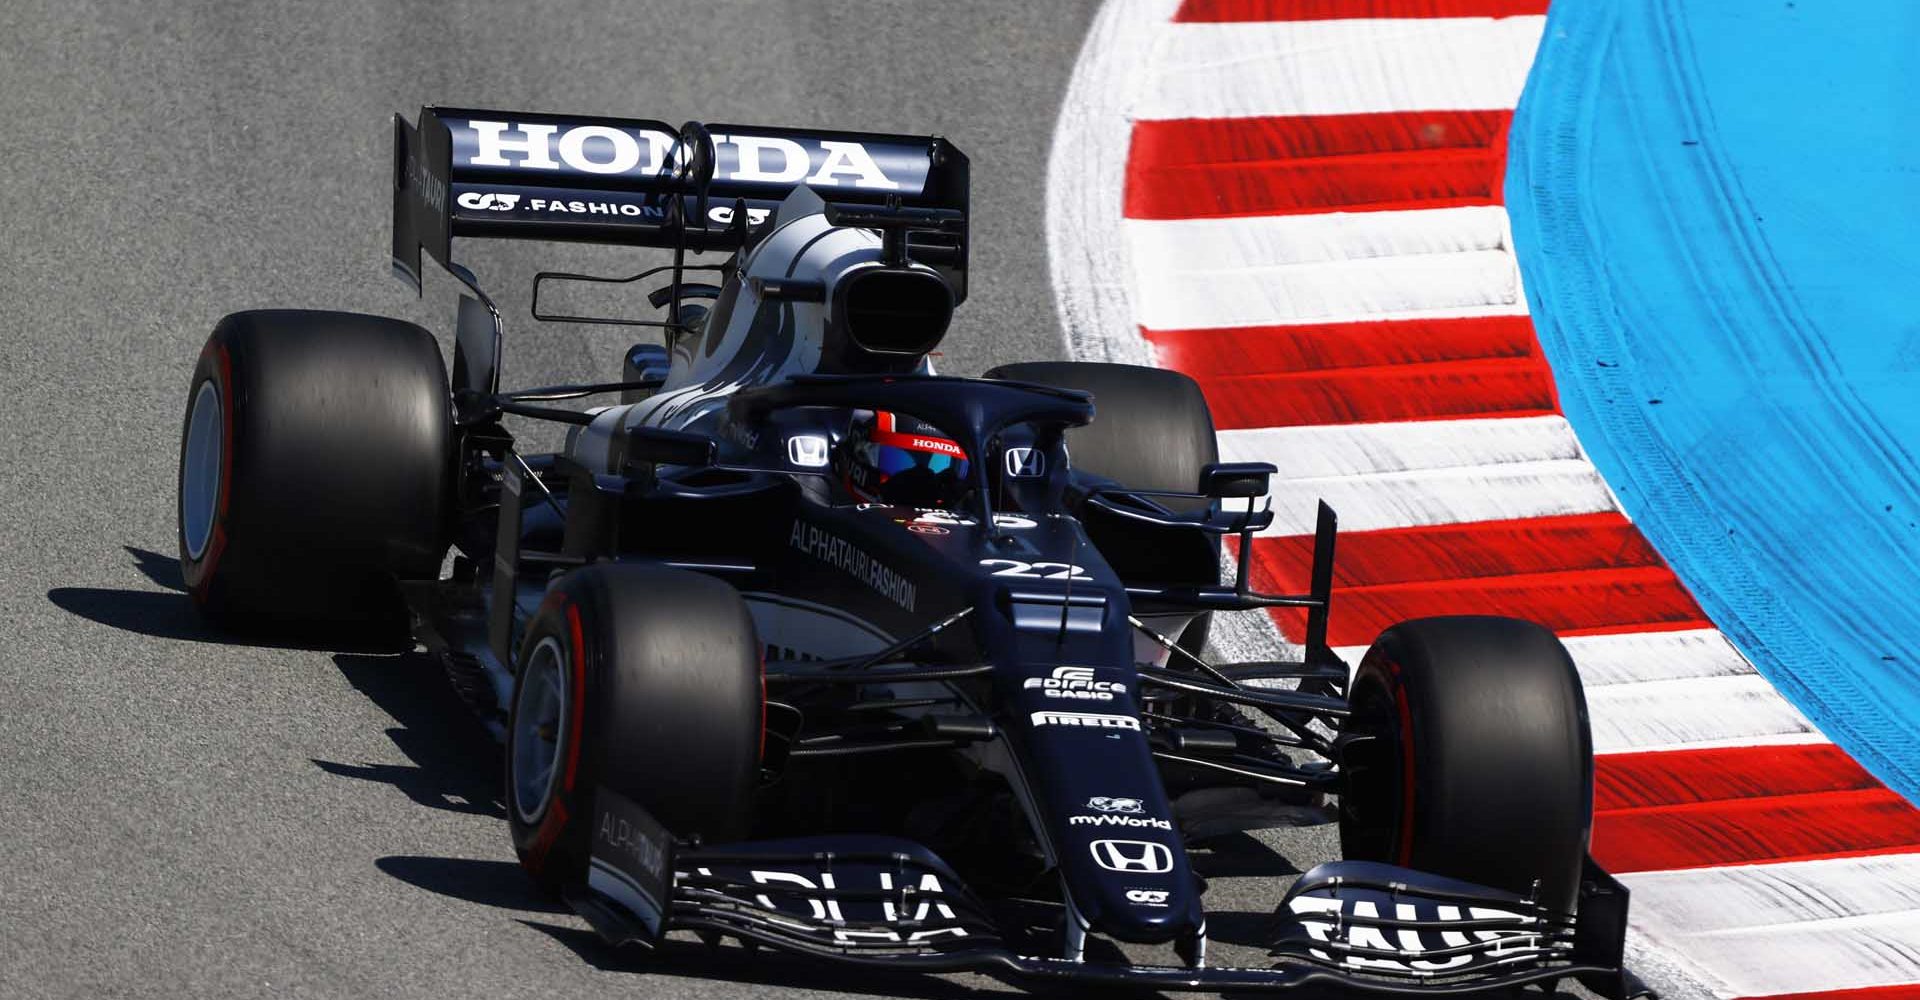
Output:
[177, 310, 451, 636]
[1339, 616, 1593, 913]
[984, 362, 1217, 508]
[984, 361, 1219, 654]
[507, 564, 762, 896]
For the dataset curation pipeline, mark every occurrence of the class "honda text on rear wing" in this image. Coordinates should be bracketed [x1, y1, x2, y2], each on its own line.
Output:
[390, 106, 969, 300]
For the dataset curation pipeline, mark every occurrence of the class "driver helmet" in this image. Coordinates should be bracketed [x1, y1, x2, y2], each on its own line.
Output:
[839, 410, 972, 508]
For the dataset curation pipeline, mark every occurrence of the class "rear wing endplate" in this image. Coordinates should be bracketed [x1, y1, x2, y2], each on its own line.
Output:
[392, 106, 969, 297]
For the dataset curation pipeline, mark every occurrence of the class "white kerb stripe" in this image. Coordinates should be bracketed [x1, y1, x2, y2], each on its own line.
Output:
[1339, 629, 1766, 692]
[1126, 207, 1515, 275]
[1624, 854, 1920, 996]
[1344, 644, 1823, 752]
[1586, 674, 1823, 754]
[1132, 248, 1526, 331]
[1262, 458, 1615, 536]
[1560, 629, 1757, 687]
[1219, 415, 1586, 481]
[1225, 416, 1616, 534]
[1138, 17, 1548, 121]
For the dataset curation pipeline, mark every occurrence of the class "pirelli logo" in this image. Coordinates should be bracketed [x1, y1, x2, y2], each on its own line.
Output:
[1030, 711, 1140, 731]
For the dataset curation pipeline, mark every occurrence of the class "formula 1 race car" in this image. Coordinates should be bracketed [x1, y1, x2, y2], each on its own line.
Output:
[174, 107, 1646, 996]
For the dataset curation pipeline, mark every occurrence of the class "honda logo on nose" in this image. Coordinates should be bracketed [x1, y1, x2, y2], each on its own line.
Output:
[1090, 839, 1173, 874]
[1004, 447, 1045, 478]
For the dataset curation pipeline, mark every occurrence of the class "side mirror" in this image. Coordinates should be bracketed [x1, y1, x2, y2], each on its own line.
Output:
[620, 426, 717, 471]
[1199, 462, 1275, 499]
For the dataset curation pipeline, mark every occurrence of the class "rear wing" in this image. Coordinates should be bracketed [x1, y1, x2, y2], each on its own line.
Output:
[391, 106, 970, 296]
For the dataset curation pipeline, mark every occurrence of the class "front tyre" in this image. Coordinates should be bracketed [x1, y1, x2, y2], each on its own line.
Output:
[1339, 616, 1593, 913]
[507, 564, 763, 896]
[177, 310, 451, 635]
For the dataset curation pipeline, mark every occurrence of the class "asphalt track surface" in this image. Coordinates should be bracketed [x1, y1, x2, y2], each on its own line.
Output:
[0, 3, 1339, 997]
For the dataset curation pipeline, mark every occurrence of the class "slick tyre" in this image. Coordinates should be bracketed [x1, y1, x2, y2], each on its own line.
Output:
[1339, 616, 1594, 913]
[177, 310, 451, 636]
[506, 564, 762, 896]
[985, 361, 1220, 653]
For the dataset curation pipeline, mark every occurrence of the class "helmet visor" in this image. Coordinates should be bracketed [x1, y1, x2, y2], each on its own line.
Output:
[873, 446, 969, 480]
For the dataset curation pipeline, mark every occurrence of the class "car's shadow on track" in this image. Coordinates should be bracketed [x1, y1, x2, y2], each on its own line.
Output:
[57, 548, 500, 816]
[375, 856, 565, 913]
[46, 545, 213, 644]
[123, 544, 184, 589]
[517, 920, 1027, 1000]
[318, 651, 506, 819]
[46, 545, 410, 653]
[1186, 832, 1303, 880]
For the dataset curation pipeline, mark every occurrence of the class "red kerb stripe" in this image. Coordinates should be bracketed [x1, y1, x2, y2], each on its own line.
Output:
[1132, 112, 1512, 166]
[1127, 112, 1513, 219]
[1144, 316, 1540, 378]
[1591, 787, 1920, 874]
[1734, 987, 1920, 1000]
[1175, 0, 1549, 20]
[1591, 745, 1920, 873]
[1595, 744, 1879, 811]
[1199, 359, 1557, 429]
[1272, 567, 1710, 646]
[1146, 316, 1557, 428]
[1248, 516, 1709, 645]
[1256, 513, 1658, 588]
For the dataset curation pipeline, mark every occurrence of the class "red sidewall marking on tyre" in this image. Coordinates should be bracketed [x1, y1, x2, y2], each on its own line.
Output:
[561, 603, 587, 796]
[525, 598, 588, 874]
[1388, 661, 1417, 867]
[525, 799, 569, 874]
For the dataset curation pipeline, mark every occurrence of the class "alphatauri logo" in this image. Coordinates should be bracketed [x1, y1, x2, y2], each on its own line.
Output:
[456, 191, 521, 212]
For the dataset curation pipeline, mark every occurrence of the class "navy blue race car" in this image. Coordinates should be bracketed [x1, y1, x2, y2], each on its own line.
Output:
[174, 107, 1646, 997]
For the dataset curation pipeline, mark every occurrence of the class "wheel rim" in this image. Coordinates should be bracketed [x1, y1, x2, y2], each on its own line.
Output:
[512, 637, 569, 826]
[180, 380, 222, 561]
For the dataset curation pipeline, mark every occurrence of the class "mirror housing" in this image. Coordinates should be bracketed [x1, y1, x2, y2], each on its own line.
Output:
[1199, 461, 1276, 499]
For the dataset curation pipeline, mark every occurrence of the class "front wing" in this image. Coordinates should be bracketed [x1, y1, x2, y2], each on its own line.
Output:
[571, 786, 1650, 998]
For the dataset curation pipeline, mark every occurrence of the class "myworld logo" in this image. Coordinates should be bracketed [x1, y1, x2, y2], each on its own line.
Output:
[1070, 814, 1172, 831]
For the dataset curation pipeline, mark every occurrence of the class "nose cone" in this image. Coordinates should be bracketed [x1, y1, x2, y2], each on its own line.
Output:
[970, 550, 1205, 946]
[1010, 674, 1206, 944]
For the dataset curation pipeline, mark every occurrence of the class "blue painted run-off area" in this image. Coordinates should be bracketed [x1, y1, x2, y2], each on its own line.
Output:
[1506, 0, 1920, 801]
